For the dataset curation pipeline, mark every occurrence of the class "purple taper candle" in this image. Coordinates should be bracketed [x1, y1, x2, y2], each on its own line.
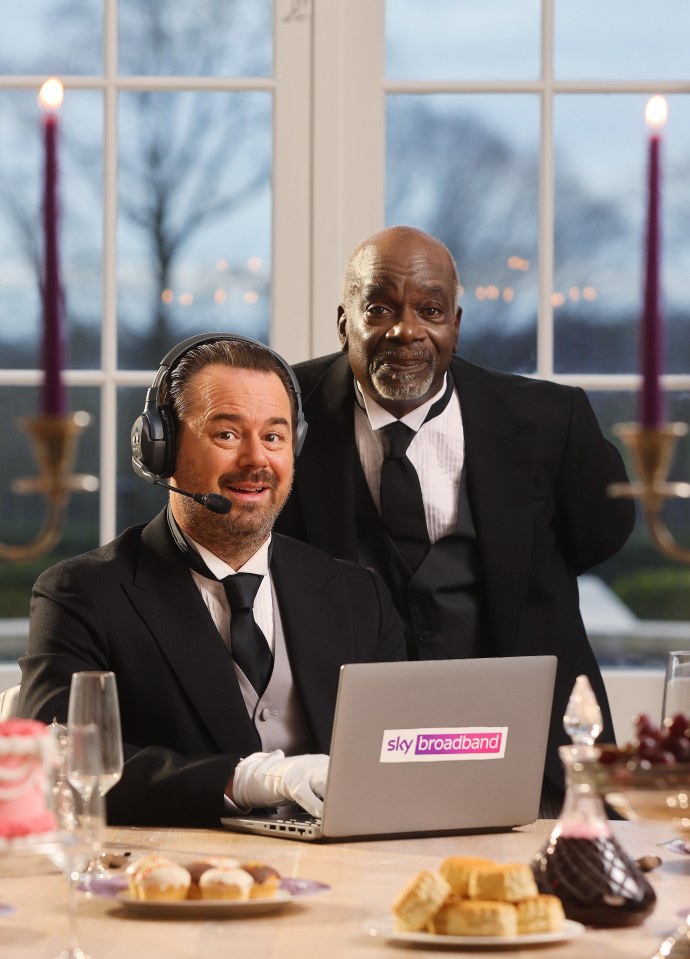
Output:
[39, 78, 66, 417]
[639, 96, 667, 430]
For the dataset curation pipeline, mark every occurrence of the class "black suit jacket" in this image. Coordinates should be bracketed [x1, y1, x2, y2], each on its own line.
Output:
[18, 510, 406, 827]
[276, 353, 636, 793]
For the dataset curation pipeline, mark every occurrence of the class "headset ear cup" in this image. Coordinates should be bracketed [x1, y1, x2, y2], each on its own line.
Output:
[130, 413, 149, 475]
[294, 416, 308, 458]
[131, 405, 174, 480]
[158, 405, 177, 478]
[137, 410, 164, 478]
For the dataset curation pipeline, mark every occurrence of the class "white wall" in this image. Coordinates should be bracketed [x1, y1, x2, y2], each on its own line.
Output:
[0, 664, 20, 693]
[602, 668, 665, 744]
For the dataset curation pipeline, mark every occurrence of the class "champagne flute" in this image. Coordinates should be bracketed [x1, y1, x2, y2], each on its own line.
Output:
[661, 651, 690, 724]
[68, 672, 123, 881]
[46, 723, 105, 959]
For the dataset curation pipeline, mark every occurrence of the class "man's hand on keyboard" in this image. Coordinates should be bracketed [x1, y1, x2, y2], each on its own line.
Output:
[232, 750, 329, 817]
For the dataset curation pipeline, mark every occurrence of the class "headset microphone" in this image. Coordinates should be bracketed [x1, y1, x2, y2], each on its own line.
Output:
[153, 478, 232, 515]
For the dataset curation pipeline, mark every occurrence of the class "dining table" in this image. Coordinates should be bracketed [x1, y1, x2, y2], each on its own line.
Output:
[1, 818, 688, 959]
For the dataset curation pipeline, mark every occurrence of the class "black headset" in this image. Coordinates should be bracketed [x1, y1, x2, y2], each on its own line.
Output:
[131, 332, 307, 485]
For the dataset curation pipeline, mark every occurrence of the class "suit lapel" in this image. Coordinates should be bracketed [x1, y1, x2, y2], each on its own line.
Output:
[453, 359, 535, 654]
[297, 355, 360, 560]
[270, 535, 356, 752]
[123, 512, 261, 754]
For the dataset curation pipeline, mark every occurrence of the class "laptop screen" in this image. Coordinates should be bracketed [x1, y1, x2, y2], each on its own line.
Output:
[320, 656, 556, 838]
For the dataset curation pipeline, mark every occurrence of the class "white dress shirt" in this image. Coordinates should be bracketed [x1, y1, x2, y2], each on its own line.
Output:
[354, 373, 465, 543]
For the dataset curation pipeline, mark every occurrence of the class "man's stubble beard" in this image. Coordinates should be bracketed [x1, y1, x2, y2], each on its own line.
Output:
[174, 470, 293, 567]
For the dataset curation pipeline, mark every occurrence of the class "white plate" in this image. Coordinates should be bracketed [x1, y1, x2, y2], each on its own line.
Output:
[365, 917, 586, 949]
[111, 877, 330, 918]
[115, 890, 293, 917]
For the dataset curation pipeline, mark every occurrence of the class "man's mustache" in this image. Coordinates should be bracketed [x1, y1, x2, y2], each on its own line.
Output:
[372, 348, 435, 368]
[219, 469, 277, 489]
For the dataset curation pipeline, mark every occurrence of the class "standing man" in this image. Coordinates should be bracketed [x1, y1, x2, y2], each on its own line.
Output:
[276, 226, 636, 813]
[19, 334, 406, 826]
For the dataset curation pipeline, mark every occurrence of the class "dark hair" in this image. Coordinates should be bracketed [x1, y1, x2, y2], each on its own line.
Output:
[161, 339, 299, 437]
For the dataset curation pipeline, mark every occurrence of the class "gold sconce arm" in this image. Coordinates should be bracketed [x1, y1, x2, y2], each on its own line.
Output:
[608, 422, 690, 565]
[0, 412, 99, 563]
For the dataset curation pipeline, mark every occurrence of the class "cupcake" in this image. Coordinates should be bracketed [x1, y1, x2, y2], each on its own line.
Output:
[186, 857, 240, 899]
[198, 866, 254, 900]
[126, 854, 191, 902]
[241, 861, 282, 899]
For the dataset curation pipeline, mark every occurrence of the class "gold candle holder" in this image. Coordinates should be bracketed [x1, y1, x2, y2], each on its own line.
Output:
[608, 422, 690, 564]
[0, 411, 98, 562]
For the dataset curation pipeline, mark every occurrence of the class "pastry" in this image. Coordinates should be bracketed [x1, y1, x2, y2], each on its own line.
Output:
[516, 895, 565, 934]
[185, 857, 240, 898]
[439, 856, 495, 896]
[126, 855, 191, 901]
[430, 898, 519, 937]
[241, 861, 282, 898]
[199, 866, 254, 900]
[467, 862, 538, 903]
[392, 869, 451, 931]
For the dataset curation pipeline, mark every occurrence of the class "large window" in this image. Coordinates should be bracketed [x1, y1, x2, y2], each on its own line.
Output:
[384, 0, 690, 662]
[0, 0, 311, 636]
[1, 0, 689, 666]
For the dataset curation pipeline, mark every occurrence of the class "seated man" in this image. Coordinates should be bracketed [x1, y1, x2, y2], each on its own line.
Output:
[18, 334, 406, 827]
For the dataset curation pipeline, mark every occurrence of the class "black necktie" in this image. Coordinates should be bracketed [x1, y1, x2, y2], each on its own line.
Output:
[379, 423, 429, 571]
[378, 377, 455, 571]
[165, 509, 274, 694]
[222, 572, 273, 696]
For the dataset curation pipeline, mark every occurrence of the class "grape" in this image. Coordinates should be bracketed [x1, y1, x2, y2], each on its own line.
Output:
[635, 713, 655, 735]
[665, 736, 690, 762]
[598, 712, 690, 766]
[666, 714, 690, 739]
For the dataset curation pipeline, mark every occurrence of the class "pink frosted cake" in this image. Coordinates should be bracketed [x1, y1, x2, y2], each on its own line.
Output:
[0, 719, 56, 844]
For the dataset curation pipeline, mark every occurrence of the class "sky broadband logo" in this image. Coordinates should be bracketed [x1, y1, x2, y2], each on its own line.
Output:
[380, 727, 508, 763]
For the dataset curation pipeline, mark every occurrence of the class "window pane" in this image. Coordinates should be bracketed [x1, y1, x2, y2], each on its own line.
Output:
[386, 94, 539, 373]
[0, 1, 103, 75]
[555, 0, 690, 81]
[386, 0, 540, 80]
[118, 0, 272, 77]
[553, 94, 690, 375]
[0, 90, 103, 371]
[0, 386, 100, 622]
[117, 91, 272, 369]
[588, 390, 690, 665]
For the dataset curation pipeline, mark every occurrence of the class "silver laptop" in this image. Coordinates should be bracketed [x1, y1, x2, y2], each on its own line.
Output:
[221, 655, 556, 842]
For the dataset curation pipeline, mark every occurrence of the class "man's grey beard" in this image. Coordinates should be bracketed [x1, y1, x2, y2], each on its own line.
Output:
[370, 360, 436, 401]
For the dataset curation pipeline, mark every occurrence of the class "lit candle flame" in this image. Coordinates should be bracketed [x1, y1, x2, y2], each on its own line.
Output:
[645, 95, 668, 130]
[38, 78, 64, 113]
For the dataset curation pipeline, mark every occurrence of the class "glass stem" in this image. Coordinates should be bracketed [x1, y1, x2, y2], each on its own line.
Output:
[67, 870, 80, 955]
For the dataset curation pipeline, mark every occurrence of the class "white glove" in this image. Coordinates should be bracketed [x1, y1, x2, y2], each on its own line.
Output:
[232, 750, 329, 817]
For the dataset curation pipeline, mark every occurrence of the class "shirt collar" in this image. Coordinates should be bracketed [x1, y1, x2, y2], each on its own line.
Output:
[184, 531, 272, 579]
[354, 373, 448, 432]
